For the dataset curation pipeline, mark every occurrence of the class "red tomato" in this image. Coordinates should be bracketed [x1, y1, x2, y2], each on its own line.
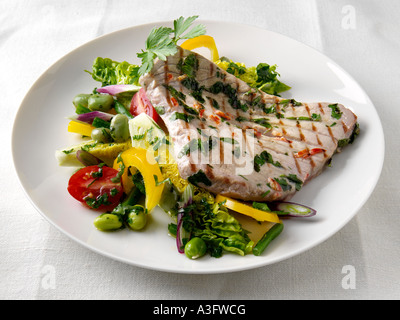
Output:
[130, 88, 160, 122]
[67, 165, 123, 211]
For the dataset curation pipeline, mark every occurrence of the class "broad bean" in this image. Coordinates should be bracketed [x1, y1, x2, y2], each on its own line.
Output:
[110, 114, 130, 142]
[184, 237, 207, 259]
[94, 213, 122, 231]
[73, 93, 91, 108]
[127, 205, 148, 231]
[91, 127, 113, 143]
[88, 94, 114, 111]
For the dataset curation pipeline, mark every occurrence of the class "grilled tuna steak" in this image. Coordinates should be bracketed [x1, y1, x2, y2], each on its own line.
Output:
[140, 47, 359, 201]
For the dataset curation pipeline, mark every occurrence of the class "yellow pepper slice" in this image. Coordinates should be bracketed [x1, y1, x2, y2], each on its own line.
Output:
[180, 35, 219, 62]
[113, 147, 165, 212]
[67, 120, 94, 137]
[215, 195, 281, 224]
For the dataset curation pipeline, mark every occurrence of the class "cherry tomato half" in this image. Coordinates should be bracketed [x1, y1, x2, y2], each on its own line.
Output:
[130, 88, 160, 122]
[67, 165, 123, 211]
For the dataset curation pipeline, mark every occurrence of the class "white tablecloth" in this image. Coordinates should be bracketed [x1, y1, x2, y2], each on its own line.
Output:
[1, 0, 399, 300]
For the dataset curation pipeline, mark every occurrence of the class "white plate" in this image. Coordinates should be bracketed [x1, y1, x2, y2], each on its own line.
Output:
[12, 20, 384, 274]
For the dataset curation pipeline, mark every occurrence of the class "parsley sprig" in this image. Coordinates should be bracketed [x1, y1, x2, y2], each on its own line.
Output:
[137, 16, 206, 76]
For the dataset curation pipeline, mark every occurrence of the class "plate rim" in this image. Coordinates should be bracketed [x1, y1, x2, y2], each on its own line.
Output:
[11, 19, 385, 274]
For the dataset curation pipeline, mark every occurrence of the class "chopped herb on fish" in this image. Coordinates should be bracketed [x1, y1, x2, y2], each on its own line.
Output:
[170, 112, 196, 122]
[252, 118, 272, 129]
[328, 103, 343, 119]
[254, 151, 283, 172]
[188, 170, 212, 187]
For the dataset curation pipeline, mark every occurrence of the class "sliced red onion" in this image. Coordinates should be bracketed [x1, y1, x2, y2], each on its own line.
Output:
[175, 185, 194, 253]
[69, 111, 114, 124]
[76, 150, 102, 166]
[176, 212, 185, 254]
[271, 202, 316, 217]
[96, 84, 141, 96]
[182, 184, 193, 207]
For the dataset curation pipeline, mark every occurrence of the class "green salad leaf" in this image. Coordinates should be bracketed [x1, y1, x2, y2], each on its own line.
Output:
[86, 57, 140, 86]
[159, 164, 253, 258]
[182, 195, 253, 258]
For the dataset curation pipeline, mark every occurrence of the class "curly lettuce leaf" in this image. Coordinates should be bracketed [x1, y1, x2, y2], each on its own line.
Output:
[192, 199, 253, 257]
[86, 57, 140, 86]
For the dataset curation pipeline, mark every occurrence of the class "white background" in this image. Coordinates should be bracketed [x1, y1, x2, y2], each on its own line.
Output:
[1, 0, 399, 299]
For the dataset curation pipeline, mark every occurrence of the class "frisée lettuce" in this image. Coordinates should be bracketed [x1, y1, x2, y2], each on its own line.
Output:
[86, 57, 140, 87]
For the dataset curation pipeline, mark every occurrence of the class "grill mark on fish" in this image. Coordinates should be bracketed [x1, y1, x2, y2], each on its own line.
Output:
[318, 103, 325, 114]
[312, 123, 317, 133]
[242, 127, 254, 161]
[209, 60, 214, 78]
[308, 150, 316, 168]
[242, 127, 248, 153]
[296, 121, 306, 142]
[205, 164, 215, 180]
[327, 126, 337, 145]
[304, 103, 311, 116]
[312, 124, 327, 158]
[219, 137, 225, 165]
[292, 152, 302, 174]
[221, 96, 227, 114]
[281, 126, 287, 136]
[341, 120, 349, 134]
[190, 162, 197, 173]
[304, 103, 317, 139]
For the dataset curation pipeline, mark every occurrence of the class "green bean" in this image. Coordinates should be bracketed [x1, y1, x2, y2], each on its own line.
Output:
[184, 237, 207, 259]
[253, 223, 284, 256]
[114, 100, 133, 119]
[94, 213, 123, 231]
[127, 205, 148, 230]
